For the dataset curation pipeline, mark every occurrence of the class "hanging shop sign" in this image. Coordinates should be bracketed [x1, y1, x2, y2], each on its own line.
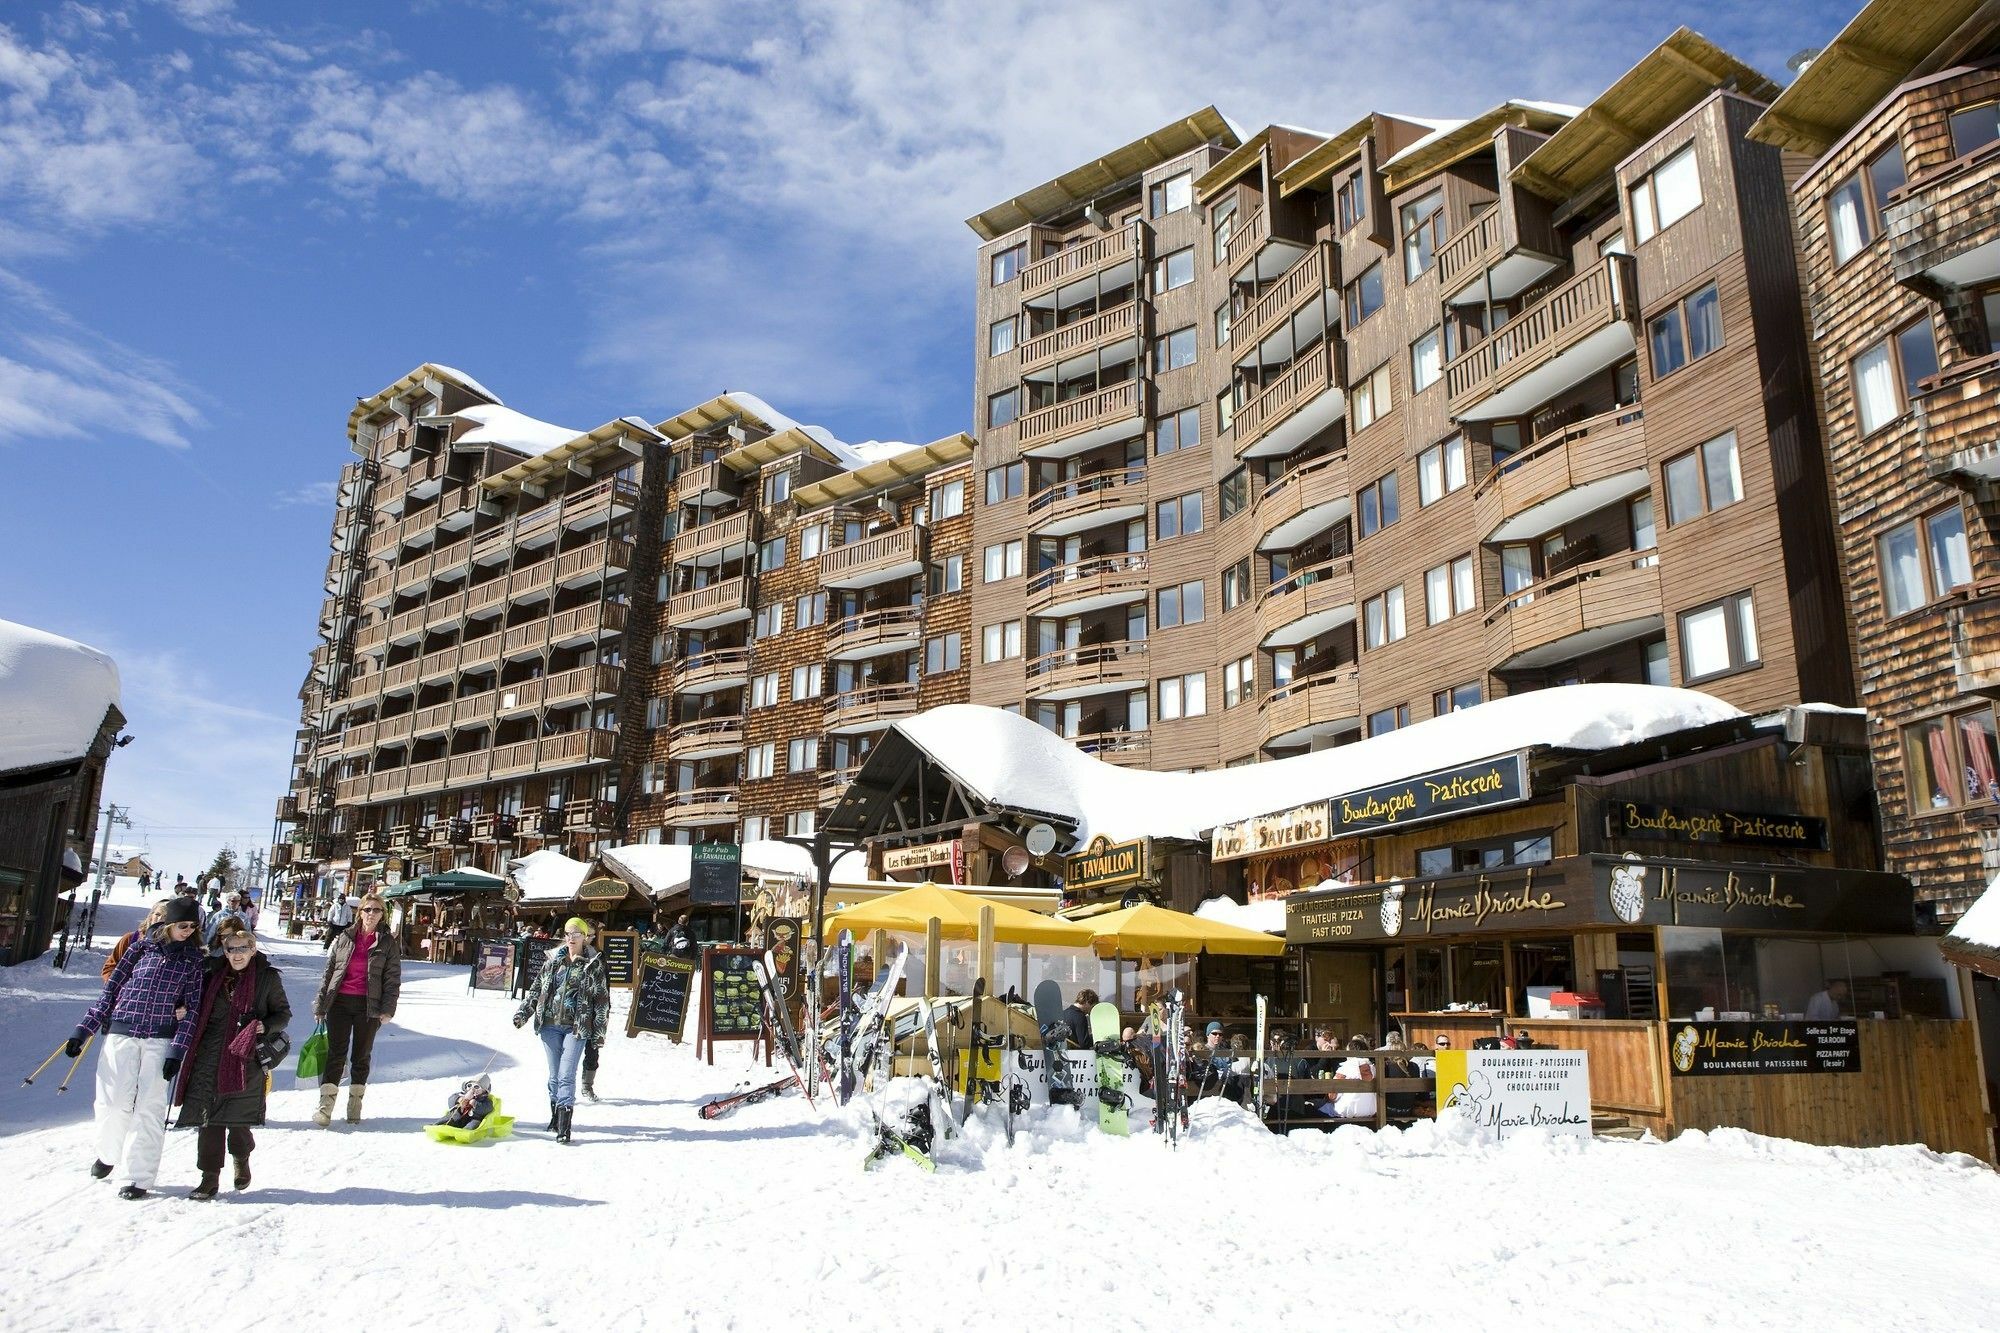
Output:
[690, 842, 743, 906]
[1327, 754, 1528, 838]
[1603, 800, 1827, 851]
[1436, 1049, 1592, 1142]
[577, 876, 630, 903]
[1212, 801, 1331, 862]
[883, 839, 958, 874]
[1668, 1020, 1861, 1076]
[1065, 836, 1151, 894]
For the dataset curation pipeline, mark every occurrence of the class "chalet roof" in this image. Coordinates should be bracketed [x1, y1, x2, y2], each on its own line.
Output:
[479, 416, 661, 496]
[1272, 112, 1462, 198]
[651, 393, 787, 443]
[1380, 101, 1579, 194]
[1194, 125, 1330, 201]
[964, 106, 1239, 241]
[0, 618, 121, 776]
[1513, 28, 1780, 201]
[347, 363, 499, 445]
[1941, 872, 2000, 979]
[1747, 0, 1994, 156]
[792, 434, 975, 509]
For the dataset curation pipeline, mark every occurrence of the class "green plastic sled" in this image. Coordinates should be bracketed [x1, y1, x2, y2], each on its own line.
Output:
[424, 1094, 516, 1145]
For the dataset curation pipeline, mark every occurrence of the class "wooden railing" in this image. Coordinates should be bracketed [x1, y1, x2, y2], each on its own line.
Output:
[1472, 407, 1646, 539]
[490, 739, 540, 777]
[1019, 302, 1139, 369]
[544, 662, 621, 707]
[555, 537, 633, 581]
[1444, 255, 1635, 415]
[818, 764, 863, 806]
[377, 712, 414, 744]
[1072, 730, 1149, 764]
[1232, 340, 1339, 452]
[1017, 382, 1144, 451]
[1237, 242, 1333, 350]
[466, 578, 509, 613]
[1019, 221, 1146, 298]
[1024, 639, 1149, 691]
[1437, 206, 1504, 292]
[1484, 550, 1662, 667]
[1888, 141, 2000, 293]
[824, 682, 920, 729]
[673, 647, 752, 690]
[669, 715, 745, 751]
[1918, 359, 2000, 482]
[1026, 552, 1149, 613]
[1223, 206, 1269, 273]
[663, 786, 739, 823]
[1259, 665, 1361, 743]
[1026, 465, 1147, 527]
[457, 629, 502, 670]
[820, 527, 926, 585]
[674, 510, 754, 564]
[540, 728, 618, 767]
[827, 606, 924, 655]
[381, 660, 420, 692]
[1255, 450, 1348, 536]
[668, 577, 752, 623]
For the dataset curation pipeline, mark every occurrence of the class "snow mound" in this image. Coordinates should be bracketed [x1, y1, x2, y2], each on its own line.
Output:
[1948, 873, 2000, 951]
[0, 618, 120, 775]
[1194, 895, 1287, 934]
[509, 847, 588, 903]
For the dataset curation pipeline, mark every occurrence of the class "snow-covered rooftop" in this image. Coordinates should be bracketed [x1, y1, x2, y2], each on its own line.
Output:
[720, 389, 918, 474]
[510, 848, 589, 903]
[604, 841, 868, 897]
[0, 619, 121, 775]
[1948, 874, 2000, 953]
[892, 684, 1745, 845]
[449, 403, 582, 454]
[430, 364, 500, 405]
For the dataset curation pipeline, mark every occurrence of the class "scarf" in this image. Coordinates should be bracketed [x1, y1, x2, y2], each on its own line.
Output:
[192, 962, 261, 1099]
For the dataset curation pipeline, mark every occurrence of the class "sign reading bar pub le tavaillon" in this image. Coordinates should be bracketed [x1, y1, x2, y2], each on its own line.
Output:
[1064, 835, 1150, 893]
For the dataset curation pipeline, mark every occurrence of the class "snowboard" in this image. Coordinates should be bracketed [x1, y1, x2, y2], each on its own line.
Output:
[1090, 1001, 1130, 1136]
[959, 977, 988, 1124]
[865, 1095, 937, 1172]
[1254, 994, 1268, 1121]
[1032, 979, 1064, 1030]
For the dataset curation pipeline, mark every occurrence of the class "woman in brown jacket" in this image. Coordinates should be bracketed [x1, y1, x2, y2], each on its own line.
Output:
[102, 901, 168, 980]
[310, 893, 401, 1127]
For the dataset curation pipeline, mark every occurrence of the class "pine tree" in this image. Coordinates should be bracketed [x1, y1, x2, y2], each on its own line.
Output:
[203, 846, 239, 893]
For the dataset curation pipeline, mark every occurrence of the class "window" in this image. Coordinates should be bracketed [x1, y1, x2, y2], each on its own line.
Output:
[799, 523, 827, 560]
[1219, 467, 1248, 521]
[1630, 495, 1658, 565]
[1906, 705, 2000, 811]
[790, 663, 823, 699]
[1358, 470, 1400, 538]
[1157, 580, 1206, 628]
[1152, 247, 1195, 293]
[1852, 319, 1939, 435]
[991, 243, 1026, 285]
[754, 602, 786, 639]
[1410, 327, 1443, 394]
[1221, 559, 1251, 611]
[1679, 591, 1759, 681]
[1216, 386, 1236, 436]
[1400, 189, 1445, 281]
[1949, 101, 2000, 159]
[1155, 406, 1200, 456]
[988, 389, 1020, 429]
[650, 632, 668, 665]
[1344, 261, 1385, 326]
[796, 590, 827, 626]
[1416, 829, 1552, 877]
[638, 761, 665, 795]
[1149, 171, 1192, 217]
[989, 316, 1017, 357]
[1880, 507, 1972, 616]
[983, 540, 1024, 582]
[1155, 491, 1203, 540]
[1367, 704, 1408, 737]
[1644, 638, 1670, 686]
[1827, 147, 1904, 266]
[939, 555, 964, 594]
[1662, 431, 1743, 525]
[1630, 144, 1702, 242]
[1417, 435, 1467, 506]
[1152, 326, 1198, 374]
[932, 480, 964, 518]
[645, 695, 669, 729]
[1158, 671, 1207, 720]
[743, 743, 776, 780]
[759, 536, 786, 572]
[985, 461, 1025, 504]
[1432, 681, 1482, 715]
[784, 810, 816, 837]
[1214, 303, 1233, 347]
[1350, 361, 1393, 432]
[761, 470, 791, 505]
[1211, 196, 1238, 264]
[740, 816, 770, 843]
[1425, 555, 1475, 625]
[925, 633, 963, 674]
[1224, 656, 1254, 709]
[1982, 289, 2000, 352]
[1648, 282, 1721, 378]
[1336, 171, 1367, 232]
[1363, 585, 1406, 648]
[1866, 144, 1907, 232]
[982, 621, 1022, 663]
[750, 672, 780, 707]
[788, 737, 819, 771]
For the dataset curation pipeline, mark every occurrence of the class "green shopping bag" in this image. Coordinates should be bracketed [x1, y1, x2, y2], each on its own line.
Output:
[295, 1023, 327, 1081]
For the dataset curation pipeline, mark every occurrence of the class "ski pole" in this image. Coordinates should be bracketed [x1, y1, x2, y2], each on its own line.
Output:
[22, 1040, 69, 1087]
[56, 1035, 94, 1093]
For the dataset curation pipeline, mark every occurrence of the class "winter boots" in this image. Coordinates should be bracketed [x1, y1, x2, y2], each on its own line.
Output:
[189, 1171, 220, 1201]
[232, 1156, 251, 1192]
[554, 1106, 573, 1144]
[90, 1160, 113, 1180]
[345, 1085, 366, 1124]
[582, 1068, 598, 1101]
[117, 1185, 148, 1200]
[313, 1084, 338, 1127]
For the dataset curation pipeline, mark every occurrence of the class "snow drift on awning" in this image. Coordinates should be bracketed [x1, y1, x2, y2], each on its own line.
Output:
[509, 848, 590, 903]
[0, 618, 120, 775]
[449, 403, 583, 453]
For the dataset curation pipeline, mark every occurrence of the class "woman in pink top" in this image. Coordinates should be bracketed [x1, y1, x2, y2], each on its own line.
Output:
[310, 892, 402, 1127]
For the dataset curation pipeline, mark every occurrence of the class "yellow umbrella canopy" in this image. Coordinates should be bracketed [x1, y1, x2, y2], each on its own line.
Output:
[1084, 903, 1286, 957]
[822, 882, 1094, 947]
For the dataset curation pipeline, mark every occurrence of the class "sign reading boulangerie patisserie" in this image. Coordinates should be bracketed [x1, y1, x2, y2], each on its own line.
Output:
[1604, 800, 1827, 850]
[1327, 755, 1528, 837]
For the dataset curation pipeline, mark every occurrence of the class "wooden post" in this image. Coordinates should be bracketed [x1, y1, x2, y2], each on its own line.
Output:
[871, 929, 888, 982]
[924, 917, 942, 1000]
[1019, 943, 1029, 1005]
[976, 905, 995, 997]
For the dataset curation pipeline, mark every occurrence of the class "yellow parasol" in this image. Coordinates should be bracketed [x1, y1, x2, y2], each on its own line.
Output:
[1082, 902, 1286, 957]
[821, 882, 1094, 947]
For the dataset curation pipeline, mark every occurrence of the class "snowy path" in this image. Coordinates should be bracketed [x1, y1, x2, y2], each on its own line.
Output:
[2, 885, 1997, 1332]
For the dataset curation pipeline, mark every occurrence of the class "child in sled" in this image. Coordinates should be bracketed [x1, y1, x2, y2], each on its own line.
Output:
[437, 1074, 494, 1129]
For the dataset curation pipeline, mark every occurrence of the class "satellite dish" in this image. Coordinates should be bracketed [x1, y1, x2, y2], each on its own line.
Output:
[1002, 845, 1032, 878]
[1025, 824, 1057, 857]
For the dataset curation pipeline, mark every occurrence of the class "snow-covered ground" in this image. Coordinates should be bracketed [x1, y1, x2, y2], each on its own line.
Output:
[3, 881, 1997, 1332]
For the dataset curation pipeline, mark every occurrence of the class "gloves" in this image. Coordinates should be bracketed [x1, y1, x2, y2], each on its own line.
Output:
[512, 1014, 527, 1029]
[161, 1056, 182, 1082]
[65, 1030, 87, 1060]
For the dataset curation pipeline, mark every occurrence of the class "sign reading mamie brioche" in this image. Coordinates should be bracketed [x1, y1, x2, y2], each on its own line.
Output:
[1668, 1020, 1860, 1076]
[627, 952, 695, 1042]
[1436, 1048, 1591, 1142]
[690, 842, 742, 906]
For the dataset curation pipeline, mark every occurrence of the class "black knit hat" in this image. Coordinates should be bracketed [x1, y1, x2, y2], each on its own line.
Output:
[160, 897, 200, 927]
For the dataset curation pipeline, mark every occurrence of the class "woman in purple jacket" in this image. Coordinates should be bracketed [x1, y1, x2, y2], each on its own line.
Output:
[67, 896, 207, 1199]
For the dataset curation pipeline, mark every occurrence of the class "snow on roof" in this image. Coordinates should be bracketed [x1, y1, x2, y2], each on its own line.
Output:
[893, 684, 1745, 846]
[718, 388, 923, 475]
[1195, 895, 1287, 934]
[0, 619, 120, 775]
[510, 848, 589, 903]
[602, 841, 868, 897]
[430, 365, 500, 405]
[1381, 118, 1469, 166]
[449, 403, 582, 453]
[1948, 875, 2000, 952]
[1379, 102, 1583, 168]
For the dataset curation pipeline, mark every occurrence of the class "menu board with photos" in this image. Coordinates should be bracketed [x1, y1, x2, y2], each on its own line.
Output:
[702, 946, 765, 1040]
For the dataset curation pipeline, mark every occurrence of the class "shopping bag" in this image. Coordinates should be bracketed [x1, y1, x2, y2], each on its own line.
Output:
[295, 1023, 327, 1081]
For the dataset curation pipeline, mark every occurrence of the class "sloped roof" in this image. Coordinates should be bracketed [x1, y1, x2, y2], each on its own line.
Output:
[347, 363, 500, 445]
[965, 106, 1239, 240]
[1941, 872, 2000, 979]
[792, 434, 975, 508]
[479, 416, 662, 496]
[1381, 101, 1578, 194]
[0, 618, 121, 775]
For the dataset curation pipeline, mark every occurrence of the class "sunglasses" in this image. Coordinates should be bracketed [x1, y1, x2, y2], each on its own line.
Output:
[224, 945, 254, 956]
[359, 907, 384, 915]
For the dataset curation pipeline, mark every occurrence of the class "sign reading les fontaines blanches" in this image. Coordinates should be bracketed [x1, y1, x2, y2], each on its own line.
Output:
[1437, 1049, 1591, 1143]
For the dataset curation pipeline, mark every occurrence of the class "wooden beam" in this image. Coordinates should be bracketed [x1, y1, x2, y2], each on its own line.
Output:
[1652, 41, 1724, 88]
[1584, 103, 1646, 149]
[1835, 41, 1912, 78]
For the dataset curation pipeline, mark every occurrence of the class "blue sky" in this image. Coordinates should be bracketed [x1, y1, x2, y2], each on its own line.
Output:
[0, 0, 1853, 876]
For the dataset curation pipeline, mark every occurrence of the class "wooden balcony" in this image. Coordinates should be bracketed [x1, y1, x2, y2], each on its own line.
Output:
[503, 619, 550, 657]
[380, 659, 421, 693]
[673, 647, 752, 694]
[1436, 143, 1563, 305]
[423, 590, 467, 629]
[1255, 451, 1350, 553]
[466, 578, 509, 614]
[1920, 361, 2000, 486]
[341, 721, 378, 753]
[1024, 640, 1149, 701]
[662, 786, 739, 827]
[417, 645, 460, 682]
[452, 691, 498, 726]
[386, 604, 428, 643]
[670, 715, 745, 759]
[1223, 205, 1269, 273]
[1888, 144, 2000, 296]
[351, 828, 377, 855]
[412, 701, 454, 736]
[1947, 589, 2000, 699]
[670, 457, 741, 507]
[384, 823, 417, 851]
[489, 738, 541, 778]
[1232, 339, 1343, 459]
[1073, 730, 1150, 767]
[539, 727, 618, 768]
[824, 682, 921, 733]
[429, 536, 472, 580]
[405, 758, 449, 794]
[555, 537, 634, 584]
[827, 607, 924, 663]
[668, 576, 754, 629]
[550, 600, 628, 646]
[1484, 550, 1663, 672]
[563, 799, 616, 833]
[270, 844, 295, 869]
[674, 510, 755, 567]
[1017, 382, 1147, 459]
[457, 630, 502, 673]
[1257, 556, 1356, 650]
[1444, 255, 1638, 422]
[470, 812, 518, 844]
[1473, 408, 1648, 544]
[377, 712, 414, 744]
[507, 557, 556, 603]
[544, 662, 622, 708]
[516, 807, 563, 840]
[275, 794, 299, 822]
[355, 622, 389, 654]
[820, 527, 928, 590]
[1018, 302, 1140, 372]
[1026, 551, 1149, 619]
[447, 751, 491, 784]
[1259, 667, 1361, 750]
[496, 678, 545, 714]
[1237, 242, 1335, 353]
[818, 764, 863, 807]
[426, 817, 472, 849]
[360, 570, 396, 606]
[1020, 221, 1147, 300]
[1026, 466, 1148, 539]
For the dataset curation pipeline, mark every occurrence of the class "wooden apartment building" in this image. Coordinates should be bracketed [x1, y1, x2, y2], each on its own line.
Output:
[965, 29, 1853, 774]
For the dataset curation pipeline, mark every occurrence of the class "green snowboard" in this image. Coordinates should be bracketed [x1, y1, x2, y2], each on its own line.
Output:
[1090, 1001, 1129, 1136]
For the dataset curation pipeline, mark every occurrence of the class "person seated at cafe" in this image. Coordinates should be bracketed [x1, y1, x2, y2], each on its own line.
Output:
[1226, 1033, 1255, 1104]
[1189, 1021, 1230, 1098]
[1121, 1026, 1155, 1094]
[1318, 1034, 1378, 1121]
[1264, 1030, 1306, 1120]
[1805, 978, 1849, 1021]
[1380, 1031, 1421, 1117]
[1061, 989, 1098, 1051]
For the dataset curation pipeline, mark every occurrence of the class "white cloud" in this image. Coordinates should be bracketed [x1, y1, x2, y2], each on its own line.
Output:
[0, 269, 203, 449]
[273, 479, 338, 508]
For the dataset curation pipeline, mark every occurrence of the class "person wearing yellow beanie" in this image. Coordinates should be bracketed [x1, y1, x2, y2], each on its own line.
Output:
[512, 916, 608, 1143]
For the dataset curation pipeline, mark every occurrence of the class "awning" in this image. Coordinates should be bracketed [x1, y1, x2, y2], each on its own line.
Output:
[381, 868, 507, 900]
[822, 882, 1093, 947]
[1082, 903, 1286, 958]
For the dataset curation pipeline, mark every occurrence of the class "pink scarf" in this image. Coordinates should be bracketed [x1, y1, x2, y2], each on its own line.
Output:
[211, 966, 260, 1098]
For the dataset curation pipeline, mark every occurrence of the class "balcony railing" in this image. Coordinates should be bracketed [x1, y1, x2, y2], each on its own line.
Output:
[667, 576, 754, 627]
[1948, 587, 2000, 699]
[670, 457, 740, 505]
[1073, 730, 1150, 766]
[1236, 242, 1334, 352]
[1254, 450, 1349, 551]
[662, 786, 740, 825]
[823, 682, 921, 732]
[1026, 552, 1150, 618]
[490, 738, 540, 778]
[1259, 666, 1361, 749]
[1232, 339, 1342, 457]
[412, 701, 454, 736]
[549, 600, 629, 645]
[452, 691, 497, 726]
[1026, 465, 1147, 536]
[827, 606, 924, 661]
[1256, 555, 1356, 649]
[1019, 221, 1147, 299]
[1018, 302, 1140, 371]
[355, 622, 389, 654]
[341, 721, 378, 753]
[563, 799, 616, 833]
[820, 527, 928, 590]
[1017, 382, 1146, 455]
[1888, 143, 2000, 295]
[1437, 207, 1504, 295]
[447, 751, 491, 783]
[1484, 550, 1663, 671]
[673, 647, 752, 694]
[1472, 408, 1647, 543]
[544, 662, 622, 708]
[380, 660, 421, 693]
[458, 630, 502, 672]
[466, 578, 509, 614]
[669, 715, 745, 756]
[674, 510, 755, 566]
[470, 813, 517, 844]
[1024, 639, 1149, 699]
[556, 537, 634, 583]
[405, 758, 448, 794]
[1919, 360, 2000, 485]
[276, 794, 300, 822]
[377, 712, 414, 744]
[1223, 206, 1269, 273]
[508, 556, 555, 602]
[1444, 255, 1637, 420]
[818, 764, 863, 807]
[361, 570, 396, 606]
[423, 590, 466, 629]
[540, 728, 618, 768]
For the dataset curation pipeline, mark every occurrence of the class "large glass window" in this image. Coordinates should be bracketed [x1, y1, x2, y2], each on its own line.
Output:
[1630, 143, 1702, 242]
[991, 243, 1025, 285]
[1663, 431, 1741, 524]
[1344, 261, 1385, 327]
[1852, 319, 1939, 435]
[1906, 706, 2000, 810]
[1400, 189, 1445, 281]
[1648, 283, 1721, 378]
[1151, 326, 1198, 373]
[989, 317, 1017, 357]
[1417, 435, 1466, 506]
[1152, 247, 1196, 293]
[1949, 101, 2000, 159]
[1149, 171, 1193, 218]
[1155, 406, 1200, 456]
[1410, 327, 1443, 394]
[1880, 507, 1972, 617]
[1679, 591, 1758, 681]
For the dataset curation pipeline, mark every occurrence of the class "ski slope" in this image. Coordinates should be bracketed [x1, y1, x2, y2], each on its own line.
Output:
[2, 885, 1995, 1332]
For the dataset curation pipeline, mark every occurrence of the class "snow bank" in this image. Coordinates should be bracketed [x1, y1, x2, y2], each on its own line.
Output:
[448, 403, 582, 453]
[508, 848, 588, 903]
[895, 683, 1743, 844]
[1194, 895, 1287, 934]
[0, 618, 120, 775]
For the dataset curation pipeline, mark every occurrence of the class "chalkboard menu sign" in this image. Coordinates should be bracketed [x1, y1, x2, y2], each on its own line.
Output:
[513, 937, 551, 999]
[627, 953, 695, 1043]
[598, 929, 638, 990]
[703, 946, 764, 1040]
[691, 842, 743, 906]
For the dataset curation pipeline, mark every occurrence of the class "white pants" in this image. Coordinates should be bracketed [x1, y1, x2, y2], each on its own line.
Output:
[93, 1034, 173, 1189]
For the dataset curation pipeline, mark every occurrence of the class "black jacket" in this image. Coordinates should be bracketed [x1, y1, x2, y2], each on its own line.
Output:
[174, 956, 292, 1129]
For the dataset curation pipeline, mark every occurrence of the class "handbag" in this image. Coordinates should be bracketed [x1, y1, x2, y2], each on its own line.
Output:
[295, 1023, 328, 1081]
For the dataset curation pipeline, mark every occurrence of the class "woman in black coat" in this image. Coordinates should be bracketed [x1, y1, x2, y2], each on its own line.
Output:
[173, 927, 291, 1200]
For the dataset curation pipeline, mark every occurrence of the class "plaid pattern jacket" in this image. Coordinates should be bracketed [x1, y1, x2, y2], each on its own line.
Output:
[80, 933, 206, 1056]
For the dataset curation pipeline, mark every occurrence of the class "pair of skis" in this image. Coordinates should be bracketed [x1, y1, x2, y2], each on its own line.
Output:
[864, 994, 957, 1170]
[701, 953, 812, 1121]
